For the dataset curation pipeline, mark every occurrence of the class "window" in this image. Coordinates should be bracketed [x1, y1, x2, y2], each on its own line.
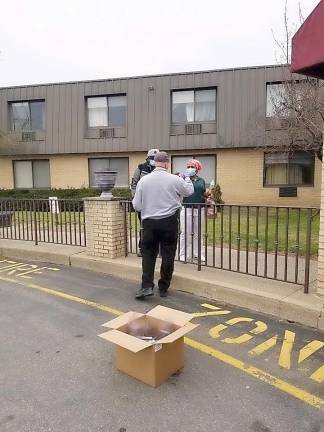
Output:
[172, 89, 216, 124]
[264, 152, 314, 186]
[171, 155, 216, 186]
[10, 100, 45, 130]
[89, 158, 129, 187]
[266, 81, 297, 118]
[87, 95, 127, 128]
[13, 160, 50, 189]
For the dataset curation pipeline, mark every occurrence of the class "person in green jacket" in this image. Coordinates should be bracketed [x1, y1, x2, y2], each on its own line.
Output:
[179, 159, 206, 262]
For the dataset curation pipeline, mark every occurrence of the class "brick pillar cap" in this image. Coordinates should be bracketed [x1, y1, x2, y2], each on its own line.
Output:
[83, 197, 121, 202]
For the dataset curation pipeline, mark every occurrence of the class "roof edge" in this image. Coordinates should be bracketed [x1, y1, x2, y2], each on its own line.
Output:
[0, 63, 287, 91]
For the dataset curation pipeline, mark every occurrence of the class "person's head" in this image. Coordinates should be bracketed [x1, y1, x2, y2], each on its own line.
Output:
[154, 151, 170, 170]
[146, 148, 159, 167]
[186, 159, 203, 177]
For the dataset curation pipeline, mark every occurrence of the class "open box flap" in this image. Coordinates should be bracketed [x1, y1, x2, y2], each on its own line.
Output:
[158, 322, 199, 344]
[101, 311, 144, 329]
[98, 330, 150, 353]
[146, 305, 194, 327]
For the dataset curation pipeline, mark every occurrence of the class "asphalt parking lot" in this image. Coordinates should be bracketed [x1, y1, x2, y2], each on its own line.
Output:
[0, 258, 323, 432]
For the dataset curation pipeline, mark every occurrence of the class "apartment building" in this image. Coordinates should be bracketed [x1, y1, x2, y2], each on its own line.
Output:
[0, 65, 320, 206]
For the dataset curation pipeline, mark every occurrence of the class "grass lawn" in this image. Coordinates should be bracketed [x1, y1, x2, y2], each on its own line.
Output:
[3, 206, 319, 257]
[127, 207, 319, 257]
[205, 207, 319, 257]
[9, 211, 85, 228]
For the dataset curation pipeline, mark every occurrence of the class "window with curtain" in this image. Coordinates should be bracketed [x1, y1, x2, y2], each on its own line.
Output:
[264, 152, 314, 186]
[171, 88, 216, 124]
[171, 155, 216, 186]
[14, 160, 50, 189]
[87, 95, 127, 128]
[10, 100, 45, 130]
[89, 158, 129, 187]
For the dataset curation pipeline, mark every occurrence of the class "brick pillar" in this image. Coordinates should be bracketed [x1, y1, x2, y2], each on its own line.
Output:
[84, 197, 126, 259]
[318, 143, 324, 295]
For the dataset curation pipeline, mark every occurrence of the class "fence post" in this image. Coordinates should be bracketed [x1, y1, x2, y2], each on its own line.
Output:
[317, 139, 324, 295]
[83, 197, 126, 259]
[33, 200, 38, 246]
[197, 205, 202, 271]
[304, 208, 312, 294]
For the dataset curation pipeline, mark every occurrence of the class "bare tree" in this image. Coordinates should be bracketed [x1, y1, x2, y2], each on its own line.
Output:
[264, 0, 324, 160]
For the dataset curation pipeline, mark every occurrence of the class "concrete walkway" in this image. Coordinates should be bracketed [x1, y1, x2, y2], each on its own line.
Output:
[129, 237, 318, 286]
[0, 239, 323, 330]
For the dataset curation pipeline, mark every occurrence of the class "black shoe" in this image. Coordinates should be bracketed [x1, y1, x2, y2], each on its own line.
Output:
[135, 286, 153, 299]
[137, 251, 142, 258]
[159, 289, 168, 298]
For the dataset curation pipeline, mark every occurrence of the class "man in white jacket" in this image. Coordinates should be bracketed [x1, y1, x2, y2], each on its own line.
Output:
[132, 151, 194, 299]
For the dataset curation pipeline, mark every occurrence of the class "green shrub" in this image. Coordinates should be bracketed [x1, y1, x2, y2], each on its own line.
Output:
[0, 187, 132, 200]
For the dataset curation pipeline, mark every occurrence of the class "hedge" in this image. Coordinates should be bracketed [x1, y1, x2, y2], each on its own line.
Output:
[0, 187, 132, 200]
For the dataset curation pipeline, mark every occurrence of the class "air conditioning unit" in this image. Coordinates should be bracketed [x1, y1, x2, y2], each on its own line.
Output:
[22, 131, 36, 142]
[185, 123, 202, 135]
[99, 128, 115, 139]
[279, 186, 297, 197]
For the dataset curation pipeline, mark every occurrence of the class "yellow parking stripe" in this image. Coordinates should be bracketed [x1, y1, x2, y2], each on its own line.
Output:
[310, 366, 324, 384]
[249, 336, 278, 356]
[184, 337, 323, 409]
[0, 274, 323, 410]
[298, 341, 324, 364]
[279, 330, 296, 369]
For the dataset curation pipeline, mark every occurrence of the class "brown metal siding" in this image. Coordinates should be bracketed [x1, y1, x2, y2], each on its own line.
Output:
[0, 65, 292, 156]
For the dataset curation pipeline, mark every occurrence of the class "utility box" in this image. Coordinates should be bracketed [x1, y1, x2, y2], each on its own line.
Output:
[99, 305, 198, 387]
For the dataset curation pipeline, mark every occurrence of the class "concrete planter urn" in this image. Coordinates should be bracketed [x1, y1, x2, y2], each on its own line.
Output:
[94, 170, 118, 198]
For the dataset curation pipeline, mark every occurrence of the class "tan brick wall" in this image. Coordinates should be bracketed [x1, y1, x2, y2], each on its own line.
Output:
[0, 157, 13, 189]
[50, 153, 146, 189]
[50, 155, 89, 188]
[218, 149, 321, 207]
[3, 150, 321, 209]
[84, 198, 126, 259]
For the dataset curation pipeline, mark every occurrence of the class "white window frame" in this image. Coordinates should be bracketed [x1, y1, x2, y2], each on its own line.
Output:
[86, 95, 127, 128]
[13, 159, 51, 189]
[171, 88, 217, 124]
[9, 100, 45, 131]
[263, 152, 315, 187]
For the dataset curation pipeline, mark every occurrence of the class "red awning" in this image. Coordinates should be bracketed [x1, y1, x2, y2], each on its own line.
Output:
[291, 0, 324, 78]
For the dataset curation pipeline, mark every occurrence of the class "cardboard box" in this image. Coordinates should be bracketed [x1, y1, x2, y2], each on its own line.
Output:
[98, 305, 198, 387]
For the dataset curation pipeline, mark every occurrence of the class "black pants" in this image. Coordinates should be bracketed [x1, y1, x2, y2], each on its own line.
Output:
[141, 212, 179, 292]
[137, 212, 142, 251]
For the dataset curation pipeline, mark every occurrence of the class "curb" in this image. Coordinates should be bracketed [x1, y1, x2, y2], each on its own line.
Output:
[1, 244, 323, 331]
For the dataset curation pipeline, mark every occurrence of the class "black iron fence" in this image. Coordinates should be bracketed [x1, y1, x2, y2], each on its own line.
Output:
[0, 198, 86, 247]
[121, 202, 319, 293]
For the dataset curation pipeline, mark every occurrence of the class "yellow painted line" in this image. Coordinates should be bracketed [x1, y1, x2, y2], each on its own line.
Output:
[310, 366, 324, 384]
[222, 320, 268, 345]
[192, 311, 231, 317]
[249, 336, 278, 356]
[0, 263, 23, 272]
[201, 303, 223, 310]
[184, 337, 324, 409]
[0, 274, 123, 317]
[298, 341, 324, 364]
[279, 330, 296, 369]
[1, 274, 323, 410]
[192, 303, 231, 317]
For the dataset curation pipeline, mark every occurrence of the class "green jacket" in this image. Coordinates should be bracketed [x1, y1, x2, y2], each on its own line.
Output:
[183, 177, 206, 204]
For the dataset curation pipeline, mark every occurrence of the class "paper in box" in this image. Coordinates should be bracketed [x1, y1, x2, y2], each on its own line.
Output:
[98, 305, 198, 387]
